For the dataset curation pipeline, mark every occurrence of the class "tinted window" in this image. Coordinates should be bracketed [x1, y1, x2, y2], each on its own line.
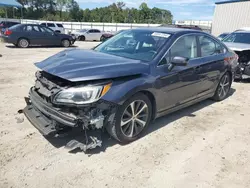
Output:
[40, 27, 54, 34]
[94, 30, 171, 61]
[40, 23, 46, 26]
[222, 33, 250, 44]
[88, 29, 95, 33]
[47, 23, 55, 27]
[56, 24, 64, 28]
[94, 29, 101, 33]
[199, 36, 224, 57]
[25, 25, 33, 31]
[33, 26, 40, 32]
[159, 35, 198, 66]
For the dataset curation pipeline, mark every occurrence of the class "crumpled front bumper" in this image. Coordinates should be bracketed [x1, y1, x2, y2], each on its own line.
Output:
[23, 87, 117, 151]
[23, 88, 79, 136]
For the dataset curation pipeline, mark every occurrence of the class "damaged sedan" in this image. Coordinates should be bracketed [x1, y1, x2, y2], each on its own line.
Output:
[223, 30, 250, 79]
[23, 28, 238, 151]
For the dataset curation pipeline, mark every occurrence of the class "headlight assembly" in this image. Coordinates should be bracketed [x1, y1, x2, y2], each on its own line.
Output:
[53, 83, 111, 105]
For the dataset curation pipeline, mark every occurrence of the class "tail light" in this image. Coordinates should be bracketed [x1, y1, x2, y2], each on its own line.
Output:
[0, 23, 3, 27]
[4, 29, 12, 36]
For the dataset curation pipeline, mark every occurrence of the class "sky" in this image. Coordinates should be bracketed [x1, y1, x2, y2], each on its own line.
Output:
[76, 0, 228, 20]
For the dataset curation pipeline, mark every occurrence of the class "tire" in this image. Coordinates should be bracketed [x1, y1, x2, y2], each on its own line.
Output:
[78, 36, 85, 41]
[61, 39, 70, 48]
[212, 72, 232, 101]
[100, 36, 105, 41]
[106, 93, 152, 143]
[18, 38, 29, 48]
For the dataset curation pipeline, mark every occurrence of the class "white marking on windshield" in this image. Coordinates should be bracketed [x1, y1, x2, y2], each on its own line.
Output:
[151, 32, 170, 38]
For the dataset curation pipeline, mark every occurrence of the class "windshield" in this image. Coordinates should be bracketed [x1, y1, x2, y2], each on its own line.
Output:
[94, 30, 171, 61]
[222, 33, 250, 44]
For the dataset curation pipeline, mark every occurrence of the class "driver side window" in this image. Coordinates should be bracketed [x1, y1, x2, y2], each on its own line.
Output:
[159, 35, 198, 66]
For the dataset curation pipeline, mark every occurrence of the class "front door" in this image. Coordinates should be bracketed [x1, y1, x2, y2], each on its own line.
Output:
[40, 26, 60, 46]
[155, 34, 202, 112]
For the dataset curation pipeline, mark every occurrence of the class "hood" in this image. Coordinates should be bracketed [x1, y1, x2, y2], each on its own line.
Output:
[224, 42, 250, 51]
[35, 49, 150, 82]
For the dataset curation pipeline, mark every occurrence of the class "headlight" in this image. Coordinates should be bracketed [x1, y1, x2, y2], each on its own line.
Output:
[53, 83, 111, 105]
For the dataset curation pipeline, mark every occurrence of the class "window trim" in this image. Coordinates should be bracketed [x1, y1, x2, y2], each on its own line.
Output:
[197, 34, 227, 58]
[157, 33, 199, 67]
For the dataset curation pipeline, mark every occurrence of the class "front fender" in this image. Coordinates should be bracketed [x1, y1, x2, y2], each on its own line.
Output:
[102, 75, 156, 105]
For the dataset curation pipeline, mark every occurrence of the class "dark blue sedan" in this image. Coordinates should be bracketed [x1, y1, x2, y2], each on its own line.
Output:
[23, 28, 238, 151]
[1, 24, 75, 48]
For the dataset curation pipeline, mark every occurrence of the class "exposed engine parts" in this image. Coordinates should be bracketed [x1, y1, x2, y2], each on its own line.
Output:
[235, 50, 250, 79]
[23, 71, 118, 152]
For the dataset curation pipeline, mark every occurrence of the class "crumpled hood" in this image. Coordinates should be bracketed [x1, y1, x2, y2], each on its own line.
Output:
[224, 42, 250, 51]
[35, 49, 150, 82]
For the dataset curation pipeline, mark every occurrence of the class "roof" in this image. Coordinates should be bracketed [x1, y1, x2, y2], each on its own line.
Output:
[0, 0, 22, 8]
[133, 27, 203, 34]
[215, 0, 250, 5]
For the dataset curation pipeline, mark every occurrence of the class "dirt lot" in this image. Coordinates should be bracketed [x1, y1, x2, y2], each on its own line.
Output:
[0, 41, 250, 188]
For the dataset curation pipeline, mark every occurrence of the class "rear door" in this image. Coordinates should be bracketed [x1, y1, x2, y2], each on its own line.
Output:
[94, 29, 102, 40]
[22, 25, 44, 45]
[196, 35, 227, 97]
[86, 29, 96, 40]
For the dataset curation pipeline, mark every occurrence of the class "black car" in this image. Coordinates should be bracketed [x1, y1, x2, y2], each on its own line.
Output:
[1, 24, 75, 48]
[0, 21, 20, 35]
[23, 28, 238, 151]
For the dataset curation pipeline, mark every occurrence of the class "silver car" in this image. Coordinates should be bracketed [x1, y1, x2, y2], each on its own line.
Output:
[71, 29, 104, 41]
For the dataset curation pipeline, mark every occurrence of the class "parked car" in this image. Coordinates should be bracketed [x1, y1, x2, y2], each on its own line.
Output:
[0, 21, 20, 35]
[71, 29, 103, 41]
[23, 28, 237, 152]
[218, 32, 230, 40]
[40, 22, 65, 33]
[1, 24, 75, 48]
[222, 30, 250, 79]
[100, 30, 126, 42]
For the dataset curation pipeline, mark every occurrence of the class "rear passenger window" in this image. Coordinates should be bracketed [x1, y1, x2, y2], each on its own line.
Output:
[56, 24, 64, 28]
[199, 36, 226, 57]
[47, 23, 55, 27]
[25, 25, 33, 31]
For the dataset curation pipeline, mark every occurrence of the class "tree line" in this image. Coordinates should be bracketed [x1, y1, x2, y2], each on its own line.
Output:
[0, 0, 173, 24]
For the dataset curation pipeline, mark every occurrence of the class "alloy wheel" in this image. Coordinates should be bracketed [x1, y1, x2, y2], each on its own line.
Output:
[19, 39, 29, 48]
[121, 100, 149, 138]
[218, 74, 230, 99]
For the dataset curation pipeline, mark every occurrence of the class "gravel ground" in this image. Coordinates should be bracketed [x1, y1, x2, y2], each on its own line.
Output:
[0, 41, 250, 188]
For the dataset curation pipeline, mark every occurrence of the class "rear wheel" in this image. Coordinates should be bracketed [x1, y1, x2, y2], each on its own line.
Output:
[61, 39, 70, 47]
[106, 93, 152, 143]
[18, 38, 29, 48]
[212, 72, 232, 101]
[78, 36, 85, 41]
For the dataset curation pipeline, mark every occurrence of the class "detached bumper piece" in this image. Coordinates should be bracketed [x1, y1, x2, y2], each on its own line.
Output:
[23, 89, 105, 152]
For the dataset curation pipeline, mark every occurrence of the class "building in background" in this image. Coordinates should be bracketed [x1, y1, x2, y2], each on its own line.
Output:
[212, 0, 250, 36]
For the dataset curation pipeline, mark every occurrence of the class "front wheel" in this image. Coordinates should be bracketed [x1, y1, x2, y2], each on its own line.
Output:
[212, 72, 232, 101]
[61, 39, 70, 48]
[106, 93, 152, 143]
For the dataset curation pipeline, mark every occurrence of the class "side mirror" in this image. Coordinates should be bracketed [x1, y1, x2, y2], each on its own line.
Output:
[171, 56, 188, 66]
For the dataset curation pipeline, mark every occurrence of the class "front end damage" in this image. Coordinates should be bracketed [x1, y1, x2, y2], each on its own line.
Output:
[234, 50, 250, 79]
[23, 71, 117, 152]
